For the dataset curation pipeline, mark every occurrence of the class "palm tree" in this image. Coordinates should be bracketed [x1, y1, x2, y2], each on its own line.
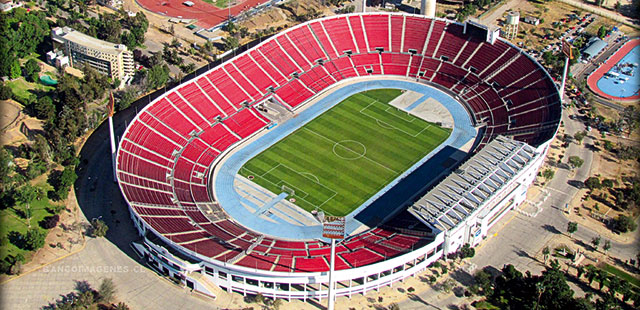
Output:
[542, 246, 550, 265]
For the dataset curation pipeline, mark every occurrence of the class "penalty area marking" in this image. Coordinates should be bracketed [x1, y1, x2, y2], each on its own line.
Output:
[360, 99, 431, 138]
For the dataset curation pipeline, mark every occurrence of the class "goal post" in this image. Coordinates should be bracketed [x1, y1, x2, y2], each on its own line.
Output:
[281, 184, 295, 197]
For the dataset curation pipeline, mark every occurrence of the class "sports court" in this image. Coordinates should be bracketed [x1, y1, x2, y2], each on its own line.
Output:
[587, 39, 640, 101]
[136, 0, 267, 28]
[239, 89, 451, 217]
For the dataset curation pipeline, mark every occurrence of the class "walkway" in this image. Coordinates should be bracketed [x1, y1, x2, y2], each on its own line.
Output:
[557, 0, 640, 29]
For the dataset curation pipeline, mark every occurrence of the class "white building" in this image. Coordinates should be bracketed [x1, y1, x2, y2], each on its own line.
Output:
[409, 136, 545, 254]
[0, 0, 21, 11]
[51, 27, 134, 81]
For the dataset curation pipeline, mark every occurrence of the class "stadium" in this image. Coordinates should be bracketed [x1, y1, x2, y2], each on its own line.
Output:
[116, 13, 561, 301]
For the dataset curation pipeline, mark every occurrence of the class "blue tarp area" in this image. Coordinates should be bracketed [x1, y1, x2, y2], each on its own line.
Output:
[582, 38, 608, 59]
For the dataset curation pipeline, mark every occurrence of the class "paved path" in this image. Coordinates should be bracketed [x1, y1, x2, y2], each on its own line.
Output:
[398, 102, 640, 309]
[478, 0, 527, 27]
[557, 0, 640, 29]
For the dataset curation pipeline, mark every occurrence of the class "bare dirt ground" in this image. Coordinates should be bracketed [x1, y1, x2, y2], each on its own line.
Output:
[0, 99, 89, 282]
[0, 100, 43, 147]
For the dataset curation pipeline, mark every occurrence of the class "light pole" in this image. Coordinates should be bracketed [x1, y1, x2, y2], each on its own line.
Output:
[322, 217, 345, 310]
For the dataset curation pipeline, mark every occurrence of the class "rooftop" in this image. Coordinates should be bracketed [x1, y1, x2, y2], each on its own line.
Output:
[409, 136, 537, 232]
[52, 26, 128, 55]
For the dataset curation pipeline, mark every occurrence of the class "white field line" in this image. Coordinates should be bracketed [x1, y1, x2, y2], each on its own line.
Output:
[302, 127, 399, 174]
[359, 98, 431, 138]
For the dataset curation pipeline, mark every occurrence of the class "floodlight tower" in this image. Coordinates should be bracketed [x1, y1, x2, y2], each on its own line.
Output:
[108, 92, 117, 182]
[421, 0, 436, 18]
[323, 217, 346, 310]
[559, 40, 573, 103]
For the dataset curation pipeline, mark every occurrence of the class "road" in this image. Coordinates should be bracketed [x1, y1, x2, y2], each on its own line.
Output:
[557, 0, 640, 29]
[398, 104, 639, 309]
[570, 29, 628, 112]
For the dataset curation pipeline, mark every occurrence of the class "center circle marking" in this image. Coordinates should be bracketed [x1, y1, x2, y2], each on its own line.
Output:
[332, 140, 366, 160]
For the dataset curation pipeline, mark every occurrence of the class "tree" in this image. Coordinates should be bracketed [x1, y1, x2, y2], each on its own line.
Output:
[90, 218, 109, 237]
[584, 177, 601, 190]
[222, 36, 239, 51]
[98, 277, 116, 303]
[542, 246, 550, 265]
[621, 106, 639, 135]
[619, 279, 631, 302]
[574, 131, 587, 145]
[0, 83, 12, 100]
[607, 275, 620, 297]
[601, 179, 614, 188]
[23, 59, 40, 82]
[611, 215, 637, 233]
[474, 269, 493, 295]
[597, 25, 607, 38]
[576, 265, 585, 279]
[16, 184, 38, 206]
[254, 292, 265, 305]
[567, 221, 578, 238]
[459, 243, 475, 259]
[568, 156, 584, 169]
[113, 302, 131, 310]
[115, 88, 138, 112]
[595, 270, 608, 291]
[585, 265, 597, 286]
[603, 240, 611, 255]
[272, 298, 284, 310]
[542, 169, 555, 181]
[34, 96, 56, 121]
[40, 214, 60, 229]
[9, 60, 21, 79]
[146, 63, 170, 90]
[591, 235, 601, 251]
[52, 165, 77, 201]
[24, 228, 46, 250]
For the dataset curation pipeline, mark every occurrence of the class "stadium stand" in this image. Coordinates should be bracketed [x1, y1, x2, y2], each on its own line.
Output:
[118, 13, 560, 300]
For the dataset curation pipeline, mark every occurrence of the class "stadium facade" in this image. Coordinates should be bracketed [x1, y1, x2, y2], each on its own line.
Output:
[117, 13, 561, 300]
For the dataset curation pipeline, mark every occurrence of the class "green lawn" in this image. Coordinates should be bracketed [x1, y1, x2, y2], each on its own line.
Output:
[6, 77, 55, 103]
[601, 263, 640, 288]
[201, 0, 230, 8]
[0, 182, 58, 262]
[240, 89, 451, 216]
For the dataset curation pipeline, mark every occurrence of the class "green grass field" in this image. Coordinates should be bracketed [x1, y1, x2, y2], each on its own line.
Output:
[239, 89, 451, 216]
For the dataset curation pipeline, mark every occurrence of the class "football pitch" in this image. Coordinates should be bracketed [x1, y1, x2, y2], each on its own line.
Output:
[239, 89, 451, 217]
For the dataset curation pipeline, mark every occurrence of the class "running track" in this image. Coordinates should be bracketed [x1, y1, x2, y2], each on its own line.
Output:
[136, 0, 267, 28]
[587, 38, 640, 101]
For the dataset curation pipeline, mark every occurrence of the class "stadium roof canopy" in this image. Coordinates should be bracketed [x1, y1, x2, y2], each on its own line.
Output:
[409, 136, 537, 232]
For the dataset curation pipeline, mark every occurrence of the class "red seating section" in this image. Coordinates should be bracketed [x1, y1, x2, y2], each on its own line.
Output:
[117, 14, 560, 273]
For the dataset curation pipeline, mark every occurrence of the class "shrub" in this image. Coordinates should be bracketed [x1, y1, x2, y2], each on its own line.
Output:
[40, 214, 60, 229]
[24, 228, 46, 250]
